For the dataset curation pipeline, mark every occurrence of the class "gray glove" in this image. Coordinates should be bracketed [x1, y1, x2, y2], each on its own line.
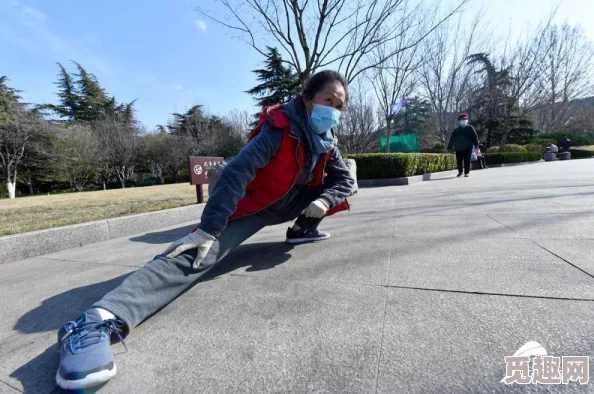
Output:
[161, 228, 215, 268]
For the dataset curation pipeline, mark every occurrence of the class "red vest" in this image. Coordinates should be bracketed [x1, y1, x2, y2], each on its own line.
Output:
[229, 105, 349, 221]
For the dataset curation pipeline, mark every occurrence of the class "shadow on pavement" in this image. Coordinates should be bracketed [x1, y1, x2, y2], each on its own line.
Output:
[128, 223, 196, 244]
[10, 341, 107, 394]
[14, 275, 132, 334]
[10, 241, 293, 393]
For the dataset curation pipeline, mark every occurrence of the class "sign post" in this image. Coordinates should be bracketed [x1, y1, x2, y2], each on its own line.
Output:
[188, 156, 224, 204]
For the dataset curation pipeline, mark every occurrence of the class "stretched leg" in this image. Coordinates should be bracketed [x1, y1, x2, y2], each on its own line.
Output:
[56, 214, 272, 390]
[95, 214, 271, 329]
[463, 149, 472, 175]
[455, 151, 464, 176]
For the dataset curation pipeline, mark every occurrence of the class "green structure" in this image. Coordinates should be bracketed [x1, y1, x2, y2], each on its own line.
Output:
[381, 133, 419, 153]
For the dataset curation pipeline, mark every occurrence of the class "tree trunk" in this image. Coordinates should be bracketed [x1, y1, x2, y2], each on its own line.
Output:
[7, 167, 17, 199]
[6, 181, 16, 199]
[486, 126, 493, 149]
[102, 181, 107, 190]
[116, 167, 126, 189]
[27, 182, 34, 195]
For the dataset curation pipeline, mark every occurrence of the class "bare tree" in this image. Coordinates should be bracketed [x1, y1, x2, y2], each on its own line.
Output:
[335, 83, 380, 153]
[199, 0, 468, 84]
[144, 130, 179, 184]
[417, 11, 487, 144]
[536, 23, 594, 133]
[94, 115, 141, 189]
[224, 109, 252, 136]
[370, 3, 425, 152]
[54, 124, 101, 191]
[495, 19, 553, 148]
[0, 106, 45, 198]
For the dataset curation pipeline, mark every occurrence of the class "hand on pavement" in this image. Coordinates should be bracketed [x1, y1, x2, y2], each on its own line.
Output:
[302, 198, 330, 218]
[161, 228, 216, 268]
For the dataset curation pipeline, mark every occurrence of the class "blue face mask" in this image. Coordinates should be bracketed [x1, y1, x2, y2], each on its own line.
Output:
[459, 120, 469, 127]
[309, 104, 341, 134]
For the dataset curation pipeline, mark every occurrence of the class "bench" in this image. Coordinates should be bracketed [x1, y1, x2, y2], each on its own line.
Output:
[544, 151, 571, 161]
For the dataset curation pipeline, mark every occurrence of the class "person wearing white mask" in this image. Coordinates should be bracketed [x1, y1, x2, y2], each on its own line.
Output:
[447, 113, 479, 177]
[54, 70, 355, 390]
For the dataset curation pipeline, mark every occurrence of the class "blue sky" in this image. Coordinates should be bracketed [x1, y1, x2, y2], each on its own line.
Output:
[1, 0, 592, 130]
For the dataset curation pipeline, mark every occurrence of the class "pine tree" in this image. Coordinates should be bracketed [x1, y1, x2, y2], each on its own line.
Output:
[246, 47, 300, 111]
[73, 62, 110, 122]
[52, 63, 81, 120]
[168, 105, 206, 137]
[43, 62, 137, 125]
[0, 76, 24, 121]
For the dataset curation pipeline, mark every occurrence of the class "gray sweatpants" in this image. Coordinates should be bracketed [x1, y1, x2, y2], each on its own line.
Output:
[93, 185, 328, 330]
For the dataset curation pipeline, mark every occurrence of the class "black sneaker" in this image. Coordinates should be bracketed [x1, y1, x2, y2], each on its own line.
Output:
[464, 174, 469, 177]
[56, 309, 126, 390]
[285, 227, 330, 244]
[457, 172, 463, 177]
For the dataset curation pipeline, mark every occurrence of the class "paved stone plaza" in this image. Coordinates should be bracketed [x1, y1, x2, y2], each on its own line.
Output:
[1, 159, 593, 393]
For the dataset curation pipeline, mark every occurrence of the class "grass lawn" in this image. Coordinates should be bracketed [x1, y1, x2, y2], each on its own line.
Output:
[574, 145, 594, 151]
[0, 183, 208, 236]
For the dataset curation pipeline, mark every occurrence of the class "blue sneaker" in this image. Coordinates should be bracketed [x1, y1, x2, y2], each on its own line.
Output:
[56, 309, 126, 390]
[285, 227, 331, 244]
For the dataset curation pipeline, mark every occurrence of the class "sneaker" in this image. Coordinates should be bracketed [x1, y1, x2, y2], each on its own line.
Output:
[464, 174, 469, 177]
[457, 172, 463, 177]
[56, 309, 126, 390]
[285, 227, 330, 244]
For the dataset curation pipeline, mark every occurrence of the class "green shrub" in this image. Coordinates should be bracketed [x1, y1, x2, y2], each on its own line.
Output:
[344, 153, 457, 179]
[569, 149, 594, 159]
[139, 178, 158, 187]
[486, 144, 528, 153]
[539, 133, 594, 147]
[523, 143, 546, 152]
[483, 152, 542, 165]
[526, 138, 557, 145]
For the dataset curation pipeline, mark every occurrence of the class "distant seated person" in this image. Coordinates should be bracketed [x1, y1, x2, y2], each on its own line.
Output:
[547, 143, 559, 153]
[473, 145, 488, 169]
[562, 137, 571, 152]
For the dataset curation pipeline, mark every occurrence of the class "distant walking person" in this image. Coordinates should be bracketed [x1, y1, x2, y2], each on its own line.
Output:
[447, 113, 479, 177]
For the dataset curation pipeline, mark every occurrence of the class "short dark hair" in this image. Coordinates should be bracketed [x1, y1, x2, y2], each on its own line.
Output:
[302, 70, 349, 101]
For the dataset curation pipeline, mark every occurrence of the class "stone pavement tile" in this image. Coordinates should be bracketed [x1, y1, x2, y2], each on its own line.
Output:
[376, 288, 594, 394]
[312, 214, 396, 239]
[450, 187, 594, 214]
[239, 214, 397, 242]
[211, 232, 391, 286]
[549, 194, 594, 209]
[0, 258, 134, 393]
[0, 381, 19, 394]
[393, 203, 482, 218]
[387, 238, 594, 299]
[42, 234, 170, 267]
[41, 221, 200, 267]
[490, 214, 594, 240]
[462, 197, 584, 215]
[391, 215, 515, 241]
[105, 276, 386, 394]
[532, 239, 594, 277]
